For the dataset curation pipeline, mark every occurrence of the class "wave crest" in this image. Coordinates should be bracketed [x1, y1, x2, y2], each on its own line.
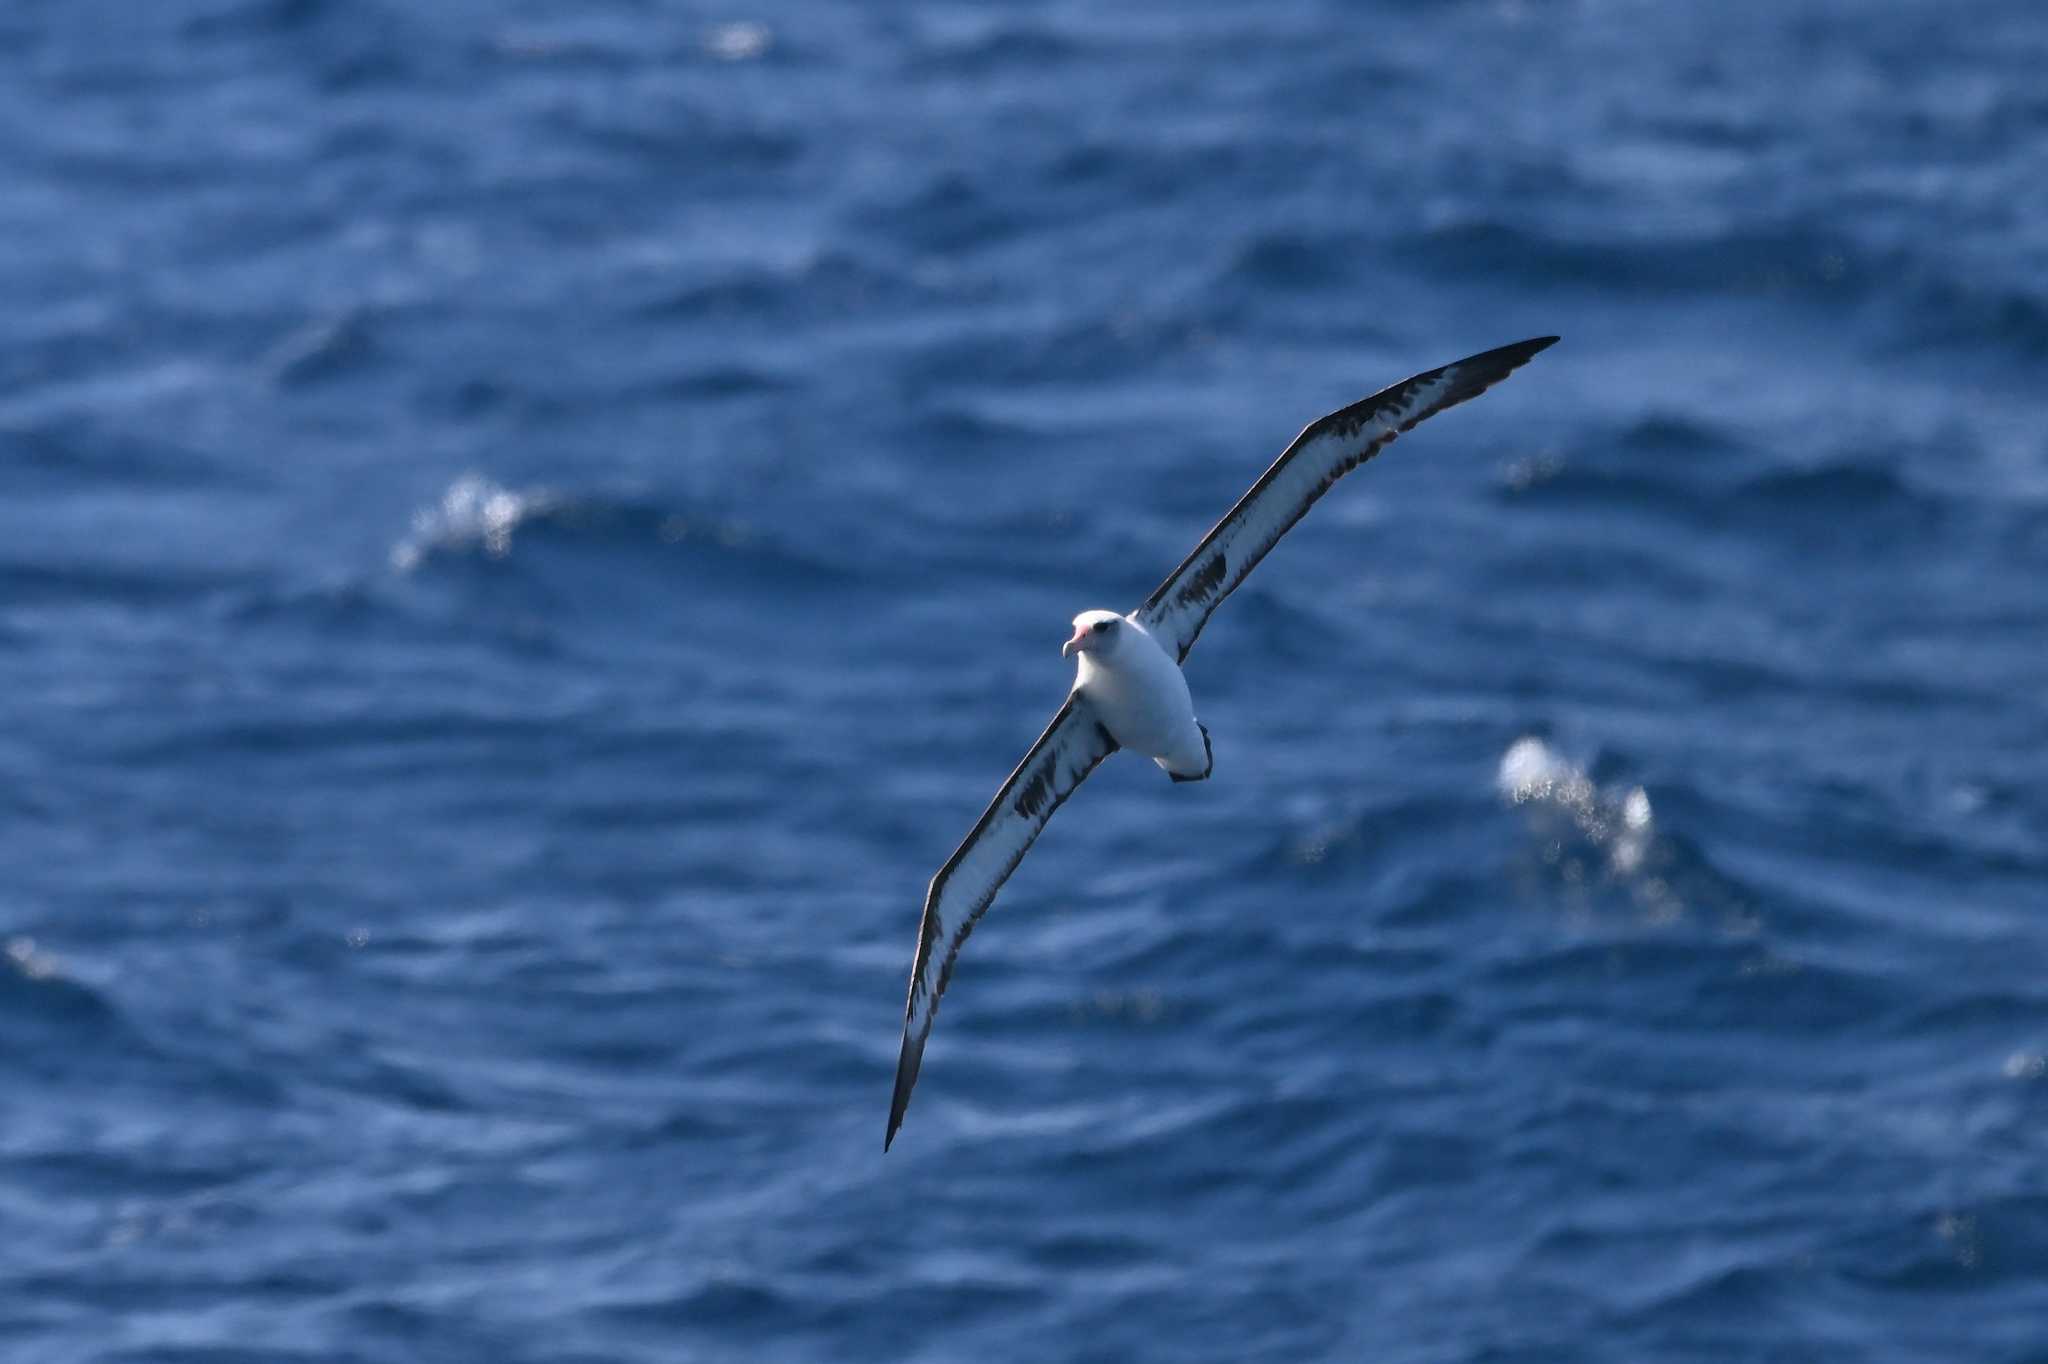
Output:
[1499, 736, 1656, 877]
[391, 475, 554, 572]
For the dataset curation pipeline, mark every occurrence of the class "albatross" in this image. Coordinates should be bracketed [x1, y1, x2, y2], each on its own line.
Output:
[886, 336, 1558, 1150]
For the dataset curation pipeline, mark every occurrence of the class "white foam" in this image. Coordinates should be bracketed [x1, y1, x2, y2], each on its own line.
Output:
[6, 936, 59, 981]
[1497, 736, 1656, 878]
[391, 475, 549, 572]
[706, 21, 772, 61]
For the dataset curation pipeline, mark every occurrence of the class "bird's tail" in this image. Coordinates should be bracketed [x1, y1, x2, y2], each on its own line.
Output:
[1168, 722, 1213, 784]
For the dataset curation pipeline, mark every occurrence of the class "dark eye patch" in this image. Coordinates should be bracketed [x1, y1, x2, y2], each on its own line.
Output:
[1092, 620, 1111, 633]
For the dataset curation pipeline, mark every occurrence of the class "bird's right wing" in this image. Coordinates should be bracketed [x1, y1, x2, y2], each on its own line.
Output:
[886, 693, 1118, 1150]
[1136, 337, 1558, 663]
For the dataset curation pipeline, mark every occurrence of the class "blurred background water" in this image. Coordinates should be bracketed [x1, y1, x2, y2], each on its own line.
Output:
[3, 1, 2045, 1360]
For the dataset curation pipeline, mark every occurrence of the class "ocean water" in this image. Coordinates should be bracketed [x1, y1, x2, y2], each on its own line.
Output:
[4, 1, 2046, 1360]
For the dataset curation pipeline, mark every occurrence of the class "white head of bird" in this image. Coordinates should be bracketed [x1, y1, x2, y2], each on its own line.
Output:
[1061, 610, 1126, 660]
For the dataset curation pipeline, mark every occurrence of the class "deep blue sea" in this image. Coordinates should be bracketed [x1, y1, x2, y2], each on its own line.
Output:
[5, 2, 2047, 1360]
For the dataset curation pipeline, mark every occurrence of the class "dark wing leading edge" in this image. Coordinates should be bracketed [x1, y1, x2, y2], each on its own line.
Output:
[1136, 337, 1559, 663]
[886, 694, 1118, 1151]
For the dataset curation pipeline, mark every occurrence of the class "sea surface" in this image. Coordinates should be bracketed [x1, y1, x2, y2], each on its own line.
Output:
[3, 2, 2046, 1360]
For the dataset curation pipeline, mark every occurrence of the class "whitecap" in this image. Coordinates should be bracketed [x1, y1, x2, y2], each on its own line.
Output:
[391, 475, 551, 572]
[1498, 736, 1668, 912]
[6, 936, 59, 981]
[706, 21, 772, 62]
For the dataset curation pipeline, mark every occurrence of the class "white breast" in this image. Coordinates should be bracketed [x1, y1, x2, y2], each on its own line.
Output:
[1074, 617, 1208, 776]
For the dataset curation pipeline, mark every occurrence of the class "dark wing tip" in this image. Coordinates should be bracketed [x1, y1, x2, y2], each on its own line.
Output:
[1424, 335, 1560, 413]
[1307, 335, 1561, 446]
[884, 1030, 926, 1153]
[1462, 334, 1559, 380]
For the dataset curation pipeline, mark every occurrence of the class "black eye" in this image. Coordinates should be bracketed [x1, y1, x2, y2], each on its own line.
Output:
[1092, 620, 1110, 633]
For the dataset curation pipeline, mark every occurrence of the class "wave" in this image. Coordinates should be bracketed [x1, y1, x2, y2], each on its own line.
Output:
[0, 936, 122, 1034]
[1397, 218, 2048, 362]
[0, 411, 242, 491]
[1497, 736, 1768, 938]
[1735, 462, 1928, 513]
[1495, 411, 1949, 541]
[901, 306, 1222, 393]
[1499, 735, 1659, 880]
[704, 21, 774, 63]
[0, 559, 251, 608]
[903, 22, 1083, 76]
[1881, 267, 2048, 361]
[391, 475, 547, 571]
[1393, 219, 1859, 297]
[1219, 229, 1370, 294]
[182, 0, 341, 39]
[632, 249, 930, 326]
[1616, 411, 1753, 459]
[387, 474, 849, 587]
[554, 106, 802, 175]
[262, 310, 380, 388]
[855, 168, 1036, 256]
[1838, 1193, 2048, 1291]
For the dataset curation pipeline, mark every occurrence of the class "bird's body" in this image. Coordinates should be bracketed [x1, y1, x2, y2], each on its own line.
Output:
[885, 336, 1559, 1150]
[1067, 610, 1211, 781]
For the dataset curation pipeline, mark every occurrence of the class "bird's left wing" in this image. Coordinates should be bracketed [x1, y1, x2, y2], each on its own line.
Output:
[1136, 337, 1558, 663]
[886, 694, 1118, 1150]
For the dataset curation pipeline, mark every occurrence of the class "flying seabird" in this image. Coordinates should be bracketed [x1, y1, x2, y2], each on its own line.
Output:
[885, 336, 1558, 1150]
